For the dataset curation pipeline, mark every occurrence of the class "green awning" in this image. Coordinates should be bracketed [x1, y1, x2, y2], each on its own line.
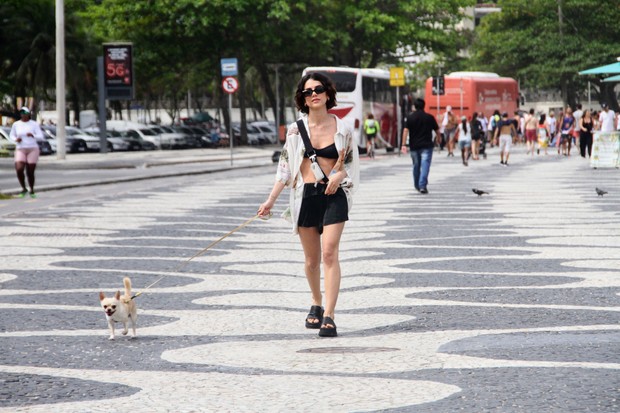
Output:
[191, 112, 214, 122]
[579, 62, 620, 75]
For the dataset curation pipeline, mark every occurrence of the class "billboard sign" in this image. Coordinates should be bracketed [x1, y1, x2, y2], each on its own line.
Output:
[103, 43, 134, 99]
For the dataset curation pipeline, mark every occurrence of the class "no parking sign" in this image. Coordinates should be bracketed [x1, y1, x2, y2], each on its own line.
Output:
[222, 76, 238, 94]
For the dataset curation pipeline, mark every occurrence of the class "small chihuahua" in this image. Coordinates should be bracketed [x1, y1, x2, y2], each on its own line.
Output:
[99, 277, 138, 340]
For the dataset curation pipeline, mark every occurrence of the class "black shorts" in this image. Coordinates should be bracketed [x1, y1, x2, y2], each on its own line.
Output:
[297, 183, 348, 234]
[367, 133, 376, 140]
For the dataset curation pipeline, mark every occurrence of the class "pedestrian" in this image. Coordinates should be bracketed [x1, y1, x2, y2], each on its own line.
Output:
[524, 108, 538, 156]
[579, 109, 594, 158]
[592, 110, 599, 130]
[363, 112, 379, 158]
[257, 72, 360, 338]
[514, 111, 524, 145]
[441, 106, 458, 157]
[598, 103, 616, 132]
[494, 112, 516, 166]
[536, 113, 550, 156]
[401, 98, 440, 193]
[548, 110, 557, 147]
[470, 112, 484, 160]
[9, 106, 43, 198]
[559, 107, 574, 156]
[455, 115, 472, 166]
[489, 110, 500, 147]
[573, 103, 583, 149]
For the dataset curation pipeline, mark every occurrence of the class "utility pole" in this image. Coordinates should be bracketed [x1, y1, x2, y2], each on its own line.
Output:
[55, 0, 66, 160]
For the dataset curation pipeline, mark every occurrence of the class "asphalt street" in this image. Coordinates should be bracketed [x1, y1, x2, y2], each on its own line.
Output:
[0, 145, 618, 412]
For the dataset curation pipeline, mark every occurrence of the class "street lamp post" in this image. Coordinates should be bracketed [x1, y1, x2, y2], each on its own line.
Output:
[55, 0, 66, 160]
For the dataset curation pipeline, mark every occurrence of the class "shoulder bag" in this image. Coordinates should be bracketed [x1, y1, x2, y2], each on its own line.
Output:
[296, 119, 328, 183]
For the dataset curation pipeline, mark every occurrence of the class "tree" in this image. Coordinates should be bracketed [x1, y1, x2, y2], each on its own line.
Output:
[80, 0, 470, 127]
[470, 0, 620, 109]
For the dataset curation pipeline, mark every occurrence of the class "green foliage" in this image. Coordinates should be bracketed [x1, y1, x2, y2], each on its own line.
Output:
[470, 0, 620, 105]
[2, 0, 471, 118]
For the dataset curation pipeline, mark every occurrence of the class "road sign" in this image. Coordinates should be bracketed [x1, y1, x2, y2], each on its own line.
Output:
[222, 76, 239, 94]
[221, 58, 238, 77]
[390, 67, 405, 87]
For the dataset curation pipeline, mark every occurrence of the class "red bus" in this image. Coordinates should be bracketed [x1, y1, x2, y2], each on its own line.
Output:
[424, 72, 519, 120]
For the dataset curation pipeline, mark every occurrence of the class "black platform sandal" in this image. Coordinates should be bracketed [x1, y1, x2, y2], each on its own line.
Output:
[318, 316, 337, 337]
[305, 305, 324, 329]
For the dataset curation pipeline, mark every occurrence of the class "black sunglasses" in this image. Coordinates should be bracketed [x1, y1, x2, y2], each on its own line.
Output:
[301, 85, 326, 98]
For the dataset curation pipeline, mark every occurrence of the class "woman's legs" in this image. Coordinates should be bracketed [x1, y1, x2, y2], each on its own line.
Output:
[298, 221, 345, 327]
[320, 222, 345, 321]
[14, 161, 27, 192]
[298, 227, 322, 322]
[25, 163, 36, 193]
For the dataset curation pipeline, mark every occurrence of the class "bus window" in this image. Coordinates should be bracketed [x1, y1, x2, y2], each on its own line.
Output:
[312, 71, 357, 93]
[363, 77, 393, 103]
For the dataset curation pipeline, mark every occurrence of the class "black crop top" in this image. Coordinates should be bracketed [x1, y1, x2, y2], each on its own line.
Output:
[304, 142, 339, 159]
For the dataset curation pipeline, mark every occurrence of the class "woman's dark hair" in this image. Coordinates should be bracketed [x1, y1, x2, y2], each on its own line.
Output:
[539, 114, 546, 124]
[294, 72, 337, 114]
[472, 112, 478, 121]
[461, 118, 468, 134]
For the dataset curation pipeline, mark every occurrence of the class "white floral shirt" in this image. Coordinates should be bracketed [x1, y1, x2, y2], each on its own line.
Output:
[275, 114, 360, 234]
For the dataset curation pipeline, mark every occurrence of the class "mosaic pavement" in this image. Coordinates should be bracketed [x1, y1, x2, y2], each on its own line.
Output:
[0, 149, 618, 412]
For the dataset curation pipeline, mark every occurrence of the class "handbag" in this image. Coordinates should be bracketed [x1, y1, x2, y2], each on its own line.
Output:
[296, 119, 329, 183]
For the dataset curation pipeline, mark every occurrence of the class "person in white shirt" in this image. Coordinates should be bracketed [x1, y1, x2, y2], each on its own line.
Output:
[455, 116, 472, 166]
[9, 107, 43, 198]
[598, 103, 616, 132]
[548, 111, 557, 146]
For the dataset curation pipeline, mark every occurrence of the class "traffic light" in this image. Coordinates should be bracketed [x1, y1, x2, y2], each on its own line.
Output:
[432, 76, 445, 96]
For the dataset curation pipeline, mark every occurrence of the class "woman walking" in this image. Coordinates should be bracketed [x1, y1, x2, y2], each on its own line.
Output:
[536, 114, 550, 156]
[258, 72, 359, 337]
[9, 107, 43, 198]
[455, 116, 472, 166]
[579, 109, 594, 158]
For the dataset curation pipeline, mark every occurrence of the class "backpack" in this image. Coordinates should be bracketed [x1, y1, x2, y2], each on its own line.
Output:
[491, 115, 499, 129]
[472, 119, 484, 139]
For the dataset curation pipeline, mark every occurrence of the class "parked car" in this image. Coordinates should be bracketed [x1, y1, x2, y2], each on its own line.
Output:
[40, 127, 58, 152]
[231, 123, 267, 145]
[151, 126, 193, 149]
[84, 130, 130, 152]
[250, 121, 278, 144]
[172, 126, 212, 148]
[0, 127, 17, 156]
[40, 125, 100, 153]
[120, 128, 166, 149]
[37, 136, 54, 155]
[111, 130, 156, 151]
[0, 126, 52, 155]
[189, 126, 217, 148]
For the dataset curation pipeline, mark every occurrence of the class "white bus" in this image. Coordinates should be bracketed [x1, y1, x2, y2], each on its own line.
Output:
[302, 66, 398, 151]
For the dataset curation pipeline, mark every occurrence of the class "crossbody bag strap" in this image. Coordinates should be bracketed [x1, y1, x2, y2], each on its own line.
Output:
[296, 119, 328, 182]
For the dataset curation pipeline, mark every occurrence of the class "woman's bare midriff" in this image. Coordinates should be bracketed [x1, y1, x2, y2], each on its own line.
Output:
[301, 157, 337, 183]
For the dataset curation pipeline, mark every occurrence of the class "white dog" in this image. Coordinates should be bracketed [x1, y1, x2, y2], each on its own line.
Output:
[99, 277, 138, 340]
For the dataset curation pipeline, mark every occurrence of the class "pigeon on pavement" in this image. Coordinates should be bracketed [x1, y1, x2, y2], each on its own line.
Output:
[596, 187, 608, 197]
[472, 188, 489, 196]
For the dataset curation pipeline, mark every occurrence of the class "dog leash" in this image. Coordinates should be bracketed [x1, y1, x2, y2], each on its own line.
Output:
[131, 213, 272, 300]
